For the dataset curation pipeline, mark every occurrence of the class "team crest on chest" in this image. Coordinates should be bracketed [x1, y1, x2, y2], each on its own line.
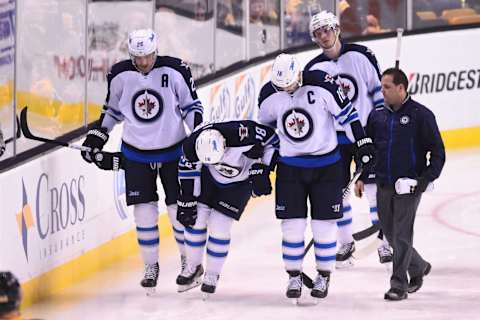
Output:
[282, 108, 313, 141]
[131, 89, 164, 122]
[335, 74, 358, 103]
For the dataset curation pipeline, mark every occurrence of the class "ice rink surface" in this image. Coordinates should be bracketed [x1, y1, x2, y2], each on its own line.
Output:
[24, 148, 480, 320]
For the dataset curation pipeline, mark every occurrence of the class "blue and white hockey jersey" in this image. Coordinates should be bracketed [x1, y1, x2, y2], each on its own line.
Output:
[181, 120, 279, 185]
[258, 70, 364, 168]
[305, 43, 383, 144]
[99, 56, 203, 163]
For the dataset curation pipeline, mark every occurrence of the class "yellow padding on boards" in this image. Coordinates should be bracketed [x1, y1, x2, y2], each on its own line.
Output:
[20, 213, 173, 308]
[441, 127, 480, 149]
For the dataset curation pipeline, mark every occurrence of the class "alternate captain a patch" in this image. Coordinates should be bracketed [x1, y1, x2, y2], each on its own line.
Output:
[131, 89, 164, 122]
[282, 108, 313, 141]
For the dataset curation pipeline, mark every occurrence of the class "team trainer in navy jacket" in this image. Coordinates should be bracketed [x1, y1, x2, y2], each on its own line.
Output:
[363, 68, 445, 301]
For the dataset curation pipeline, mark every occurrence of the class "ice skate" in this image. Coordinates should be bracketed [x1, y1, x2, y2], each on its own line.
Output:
[140, 262, 159, 296]
[285, 270, 302, 304]
[311, 270, 330, 303]
[201, 272, 219, 300]
[377, 243, 393, 264]
[176, 264, 204, 293]
[336, 241, 355, 269]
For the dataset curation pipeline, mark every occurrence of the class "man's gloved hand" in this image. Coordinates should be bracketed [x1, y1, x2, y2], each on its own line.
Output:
[249, 163, 272, 197]
[177, 196, 198, 228]
[81, 128, 109, 163]
[355, 137, 375, 169]
[93, 151, 123, 171]
[414, 176, 430, 195]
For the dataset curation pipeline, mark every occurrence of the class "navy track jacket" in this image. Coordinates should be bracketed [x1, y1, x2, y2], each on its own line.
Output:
[366, 95, 446, 186]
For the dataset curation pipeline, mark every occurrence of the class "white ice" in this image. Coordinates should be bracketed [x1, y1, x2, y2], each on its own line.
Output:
[24, 148, 480, 320]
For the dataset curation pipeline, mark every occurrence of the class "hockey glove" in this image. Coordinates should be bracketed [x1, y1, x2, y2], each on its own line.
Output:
[249, 163, 272, 197]
[93, 151, 123, 171]
[355, 137, 375, 170]
[414, 176, 430, 195]
[243, 143, 264, 159]
[177, 196, 198, 228]
[81, 128, 109, 163]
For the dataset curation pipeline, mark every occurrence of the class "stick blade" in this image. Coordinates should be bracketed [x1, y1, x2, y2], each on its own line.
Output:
[20, 107, 35, 139]
[352, 224, 380, 241]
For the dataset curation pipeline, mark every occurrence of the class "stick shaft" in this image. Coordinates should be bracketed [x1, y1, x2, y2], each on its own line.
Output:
[395, 28, 404, 68]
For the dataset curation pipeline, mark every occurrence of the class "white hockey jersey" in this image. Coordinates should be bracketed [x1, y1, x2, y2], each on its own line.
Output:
[258, 70, 360, 168]
[305, 43, 383, 144]
[99, 56, 203, 163]
[181, 120, 278, 186]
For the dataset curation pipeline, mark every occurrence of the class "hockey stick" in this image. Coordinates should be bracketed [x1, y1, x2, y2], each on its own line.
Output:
[352, 223, 380, 241]
[301, 165, 364, 289]
[395, 28, 404, 69]
[20, 107, 91, 152]
[4, 115, 21, 144]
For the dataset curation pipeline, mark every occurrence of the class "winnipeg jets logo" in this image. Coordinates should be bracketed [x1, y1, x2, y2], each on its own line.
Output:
[214, 163, 241, 178]
[180, 60, 191, 70]
[239, 124, 249, 141]
[282, 108, 313, 141]
[334, 74, 358, 103]
[324, 74, 335, 84]
[400, 115, 410, 125]
[131, 89, 163, 122]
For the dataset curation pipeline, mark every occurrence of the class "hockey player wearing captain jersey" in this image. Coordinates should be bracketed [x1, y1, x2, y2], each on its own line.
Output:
[80, 29, 203, 294]
[258, 53, 375, 300]
[174, 120, 278, 296]
[305, 11, 392, 268]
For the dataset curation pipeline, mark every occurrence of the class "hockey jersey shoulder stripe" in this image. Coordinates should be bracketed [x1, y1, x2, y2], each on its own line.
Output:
[258, 82, 277, 106]
[108, 59, 136, 80]
[304, 53, 329, 71]
[154, 56, 198, 99]
[303, 70, 351, 111]
[342, 43, 382, 79]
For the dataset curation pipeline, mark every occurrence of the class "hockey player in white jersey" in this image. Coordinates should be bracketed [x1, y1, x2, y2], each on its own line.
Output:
[258, 53, 375, 300]
[175, 120, 278, 296]
[305, 11, 392, 267]
[80, 29, 203, 294]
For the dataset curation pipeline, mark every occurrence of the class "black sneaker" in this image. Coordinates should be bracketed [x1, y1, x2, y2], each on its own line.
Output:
[384, 288, 408, 301]
[408, 262, 432, 293]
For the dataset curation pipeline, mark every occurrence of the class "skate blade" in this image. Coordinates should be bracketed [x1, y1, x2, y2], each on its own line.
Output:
[384, 262, 393, 273]
[177, 279, 202, 293]
[289, 297, 316, 307]
[335, 258, 354, 269]
[144, 287, 156, 296]
[202, 292, 212, 301]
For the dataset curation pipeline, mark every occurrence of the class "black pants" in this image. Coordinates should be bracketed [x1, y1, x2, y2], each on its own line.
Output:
[376, 184, 429, 291]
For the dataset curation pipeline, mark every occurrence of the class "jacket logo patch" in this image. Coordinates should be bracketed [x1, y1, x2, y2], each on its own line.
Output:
[400, 115, 410, 125]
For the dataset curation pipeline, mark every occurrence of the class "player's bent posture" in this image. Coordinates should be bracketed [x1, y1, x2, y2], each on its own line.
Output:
[175, 120, 278, 296]
[305, 11, 391, 268]
[80, 29, 203, 294]
[258, 53, 374, 301]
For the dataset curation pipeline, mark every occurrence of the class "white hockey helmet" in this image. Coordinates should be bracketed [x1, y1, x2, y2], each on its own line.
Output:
[128, 28, 157, 57]
[271, 53, 302, 91]
[309, 11, 340, 41]
[195, 129, 226, 164]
